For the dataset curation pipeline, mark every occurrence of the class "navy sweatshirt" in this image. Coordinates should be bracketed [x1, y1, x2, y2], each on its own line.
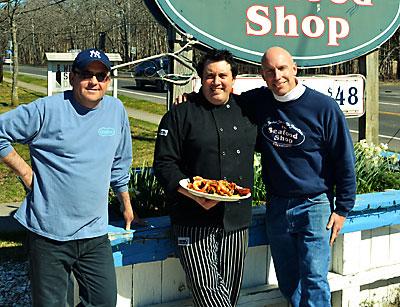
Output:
[241, 86, 356, 216]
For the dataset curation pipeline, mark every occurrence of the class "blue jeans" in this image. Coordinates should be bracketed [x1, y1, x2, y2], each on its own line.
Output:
[27, 232, 117, 307]
[265, 193, 332, 307]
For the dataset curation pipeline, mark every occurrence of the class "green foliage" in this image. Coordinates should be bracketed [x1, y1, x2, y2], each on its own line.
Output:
[112, 140, 400, 218]
[109, 165, 168, 218]
[0, 144, 31, 203]
[253, 153, 266, 203]
[360, 286, 400, 307]
[0, 82, 44, 107]
[3, 71, 47, 88]
[0, 231, 27, 262]
[355, 140, 400, 194]
[120, 94, 166, 116]
[128, 165, 168, 217]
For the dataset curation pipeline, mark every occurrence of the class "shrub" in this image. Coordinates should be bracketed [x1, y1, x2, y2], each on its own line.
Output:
[109, 165, 168, 219]
[110, 140, 400, 218]
[354, 140, 400, 194]
[253, 152, 266, 203]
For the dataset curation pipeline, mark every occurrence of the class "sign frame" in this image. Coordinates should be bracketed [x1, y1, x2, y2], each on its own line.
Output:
[151, 0, 400, 68]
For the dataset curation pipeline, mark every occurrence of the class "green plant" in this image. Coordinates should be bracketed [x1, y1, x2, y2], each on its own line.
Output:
[109, 164, 168, 218]
[129, 165, 168, 217]
[359, 286, 400, 307]
[354, 140, 400, 194]
[253, 152, 266, 203]
[112, 142, 400, 219]
[0, 231, 27, 262]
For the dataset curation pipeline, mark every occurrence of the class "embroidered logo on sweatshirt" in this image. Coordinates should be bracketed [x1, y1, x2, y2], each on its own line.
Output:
[159, 129, 168, 136]
[262, 120, 305, 147]
[98, 127, 115, 137]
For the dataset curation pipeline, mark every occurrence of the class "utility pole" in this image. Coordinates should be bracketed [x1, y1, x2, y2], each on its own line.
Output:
[358, 50, 380, 144]
[167, 28, 193, 110]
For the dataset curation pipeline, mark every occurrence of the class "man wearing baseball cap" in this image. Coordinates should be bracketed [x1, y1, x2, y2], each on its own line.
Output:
[0, 48, 138, 306]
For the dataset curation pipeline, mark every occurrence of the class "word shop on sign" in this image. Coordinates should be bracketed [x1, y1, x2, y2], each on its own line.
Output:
[246, 0, 373, 46]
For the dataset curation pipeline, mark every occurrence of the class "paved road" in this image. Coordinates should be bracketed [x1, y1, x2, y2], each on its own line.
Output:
[2, 76, 162, 126]
[14, 64, 168, 104]
[347, 84, 400, 152]
[15, 64, 400, 151]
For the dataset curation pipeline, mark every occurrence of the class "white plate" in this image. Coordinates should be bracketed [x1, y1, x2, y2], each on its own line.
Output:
[179, 178, 251, 202]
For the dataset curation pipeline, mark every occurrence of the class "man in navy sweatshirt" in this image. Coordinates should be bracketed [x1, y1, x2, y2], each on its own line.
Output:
[0, 48, 136, 306]
[241, 46, 356, 307]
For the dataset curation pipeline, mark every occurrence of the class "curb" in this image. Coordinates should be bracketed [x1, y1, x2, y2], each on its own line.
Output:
[0, 203, 25, 233]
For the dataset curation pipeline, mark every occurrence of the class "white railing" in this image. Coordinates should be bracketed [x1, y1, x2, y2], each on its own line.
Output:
[68, 190, 400, 306]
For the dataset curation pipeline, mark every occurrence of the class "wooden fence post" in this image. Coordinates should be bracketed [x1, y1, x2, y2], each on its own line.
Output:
[358, 50, 380, 144]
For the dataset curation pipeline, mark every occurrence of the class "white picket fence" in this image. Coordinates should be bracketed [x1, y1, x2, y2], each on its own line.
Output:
[68, 190, 400, 306]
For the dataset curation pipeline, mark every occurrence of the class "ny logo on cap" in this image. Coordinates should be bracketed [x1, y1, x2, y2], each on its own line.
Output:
[90, 50, 101, 59]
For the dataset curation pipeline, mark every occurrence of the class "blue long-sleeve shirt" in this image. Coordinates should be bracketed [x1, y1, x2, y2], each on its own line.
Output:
[0, 91, 132, 240]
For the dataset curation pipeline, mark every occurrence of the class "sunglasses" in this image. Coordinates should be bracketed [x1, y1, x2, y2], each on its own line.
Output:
[73, 70, 110, 82]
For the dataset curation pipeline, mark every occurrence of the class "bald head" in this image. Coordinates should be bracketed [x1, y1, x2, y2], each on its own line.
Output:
[260, 46, 298, 96]
[261, 47, 294, 67]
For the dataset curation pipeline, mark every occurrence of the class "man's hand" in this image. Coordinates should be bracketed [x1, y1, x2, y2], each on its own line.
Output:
[116, 191, 134, 230]
[122, 205, 147, 230]
[326, 212, 346, 246]
[194, 196, 220, 210]
[178, 187, 219, 210]
[1, 149, 33, 190]
[173, 92, 196, 106]
[122, 204, 134, 230]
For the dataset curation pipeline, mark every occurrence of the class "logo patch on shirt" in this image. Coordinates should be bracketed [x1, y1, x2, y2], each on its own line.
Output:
[262, 120, 305, 147]
[159, 129, 168, 136]
[98, 127, 115, 137]
[177, 237, 190, 246]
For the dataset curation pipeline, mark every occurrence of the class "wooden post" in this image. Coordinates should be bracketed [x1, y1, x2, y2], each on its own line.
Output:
[358, 50, 379, 144]
[167, 28, 194, 111]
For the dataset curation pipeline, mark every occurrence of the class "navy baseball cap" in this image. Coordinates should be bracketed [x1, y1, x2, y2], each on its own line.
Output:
[72, 48, 111, 71]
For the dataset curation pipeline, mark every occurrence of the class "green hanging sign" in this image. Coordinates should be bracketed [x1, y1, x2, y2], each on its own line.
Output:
[150, 0, 400, 67]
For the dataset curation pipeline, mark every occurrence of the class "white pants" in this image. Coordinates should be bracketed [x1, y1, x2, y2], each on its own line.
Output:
[173, 225, 248, 307]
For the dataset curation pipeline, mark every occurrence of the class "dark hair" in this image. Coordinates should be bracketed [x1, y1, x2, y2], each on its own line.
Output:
[196, 49, 238, 79]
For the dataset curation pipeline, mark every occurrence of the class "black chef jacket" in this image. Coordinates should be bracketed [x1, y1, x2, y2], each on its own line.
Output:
[153, 91, 257, 232]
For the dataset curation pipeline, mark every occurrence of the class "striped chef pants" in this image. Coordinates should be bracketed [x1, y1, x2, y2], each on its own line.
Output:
[173, 225, 249, 307]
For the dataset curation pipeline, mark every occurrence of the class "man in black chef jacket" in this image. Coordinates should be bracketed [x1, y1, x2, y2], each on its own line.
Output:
[153, 49, 257, 307]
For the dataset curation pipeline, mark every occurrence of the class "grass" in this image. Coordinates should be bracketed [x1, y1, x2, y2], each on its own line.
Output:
[3, 71, 47, 88]
[119, 94, 167, 115]
[0, 231, 27, 262]
[0, 144, 31, 203]
[130, 118, 157, 167]
[0, 81, 44, 106]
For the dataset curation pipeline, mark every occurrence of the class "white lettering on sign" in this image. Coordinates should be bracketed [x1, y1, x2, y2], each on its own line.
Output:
[246, 6, 271, 36]
[246, 2, 371, 46]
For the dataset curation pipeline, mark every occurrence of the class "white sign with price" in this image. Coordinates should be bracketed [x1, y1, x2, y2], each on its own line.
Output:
[193, 74, 365, 118]
[299, 75, 365, 118]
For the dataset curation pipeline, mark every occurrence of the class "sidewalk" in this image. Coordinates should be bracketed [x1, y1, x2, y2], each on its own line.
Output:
[0, 202, 24, 233]
[2, 77, 162, 125]
[1, 77, 162, 233]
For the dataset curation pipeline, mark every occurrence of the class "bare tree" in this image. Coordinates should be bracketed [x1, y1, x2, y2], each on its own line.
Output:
[1, 0, 398, 81]
[1, 0, 24, 106]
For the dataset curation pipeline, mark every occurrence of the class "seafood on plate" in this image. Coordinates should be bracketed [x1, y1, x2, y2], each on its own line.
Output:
[187, 176, 251, 197]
